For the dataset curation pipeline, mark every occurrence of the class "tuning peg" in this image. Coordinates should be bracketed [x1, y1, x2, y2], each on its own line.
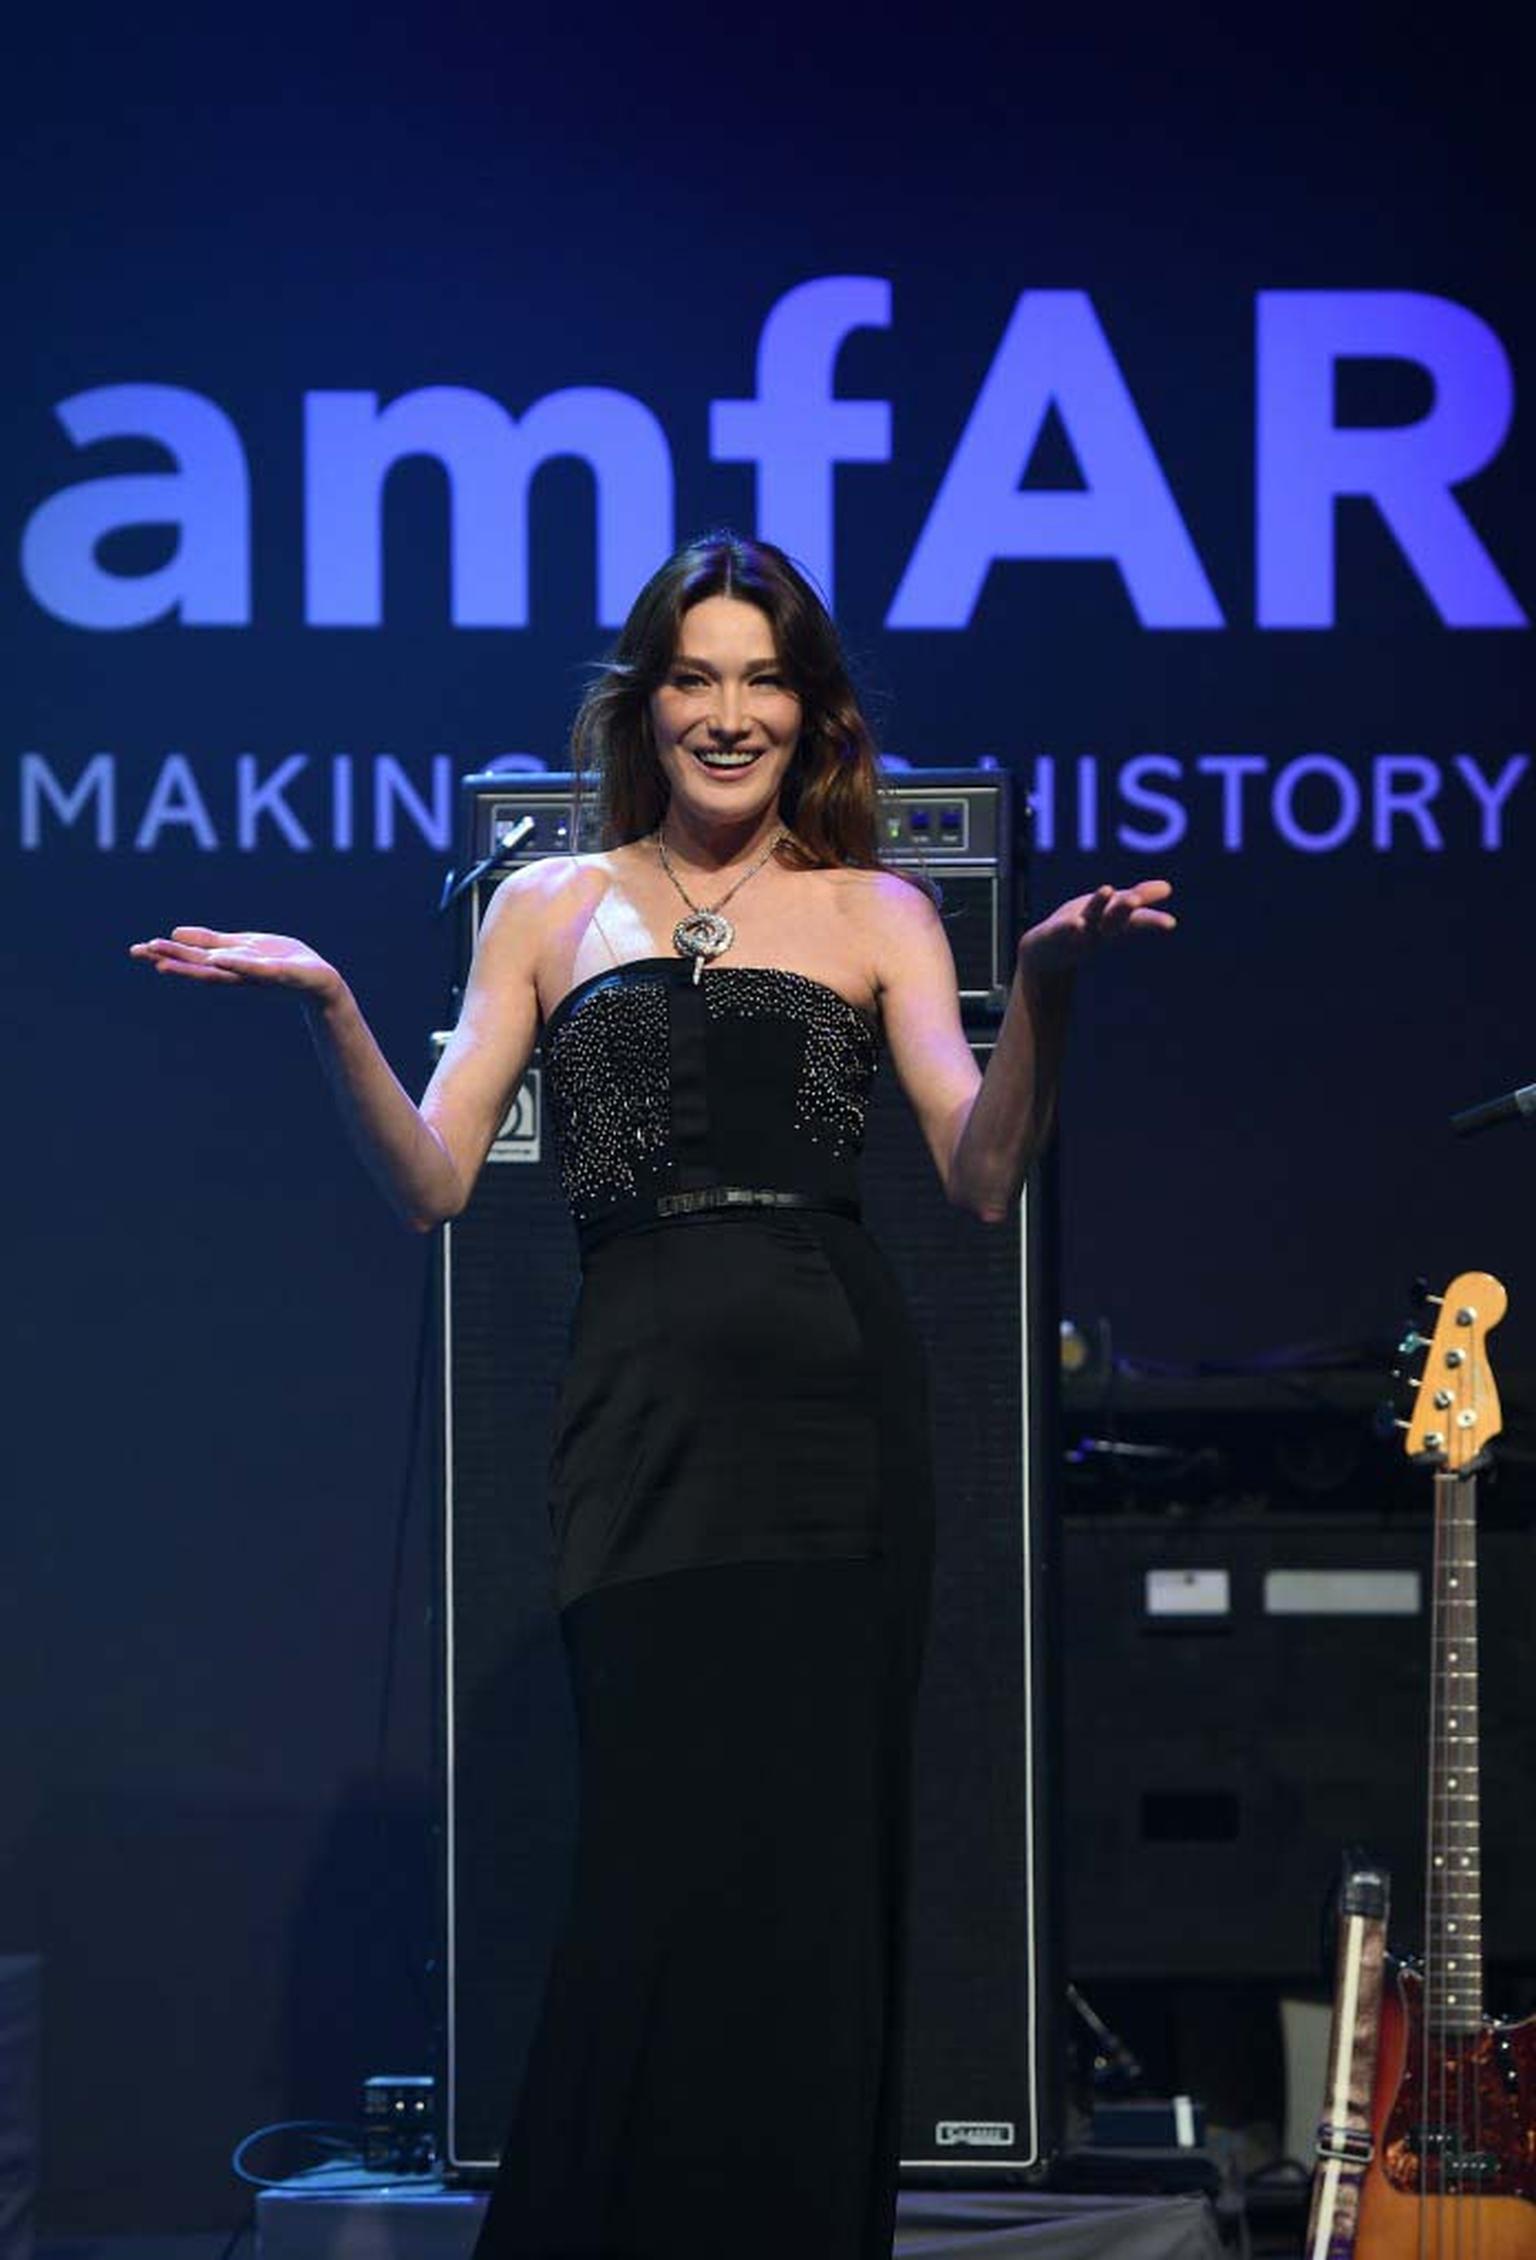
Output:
[1373, 1399, 1411, 1440]
[1397, 1329, 1430, 1359]
[1408, 1276, 1443, 1310]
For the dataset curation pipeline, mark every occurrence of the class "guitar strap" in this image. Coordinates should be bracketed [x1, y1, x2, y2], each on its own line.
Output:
[1306, 1863, 1390, 2260]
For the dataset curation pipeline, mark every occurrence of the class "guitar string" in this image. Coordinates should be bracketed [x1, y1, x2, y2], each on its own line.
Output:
[1435, 1381, 1452, 2259]
[1443, 1467, 1481, 2260]
[1426, 1316, 1493, 2260]
[1444, 1471, 1463, 2260]
[1457, 1464, 1470, 2260]
[1460, 1352, 1480, 2260]
[1447, 1469, 1453, 2260]
[1466, 1465, 1476, 2260]
[1422, 1464, 1446, 2260]
[1453, 1468, 1464, 2260]
[1464, 1436, 1484, 2260]
[1422, 1466, 1434, 2260]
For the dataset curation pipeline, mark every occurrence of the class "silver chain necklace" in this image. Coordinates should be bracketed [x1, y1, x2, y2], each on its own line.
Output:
[654, 826, 785, 984]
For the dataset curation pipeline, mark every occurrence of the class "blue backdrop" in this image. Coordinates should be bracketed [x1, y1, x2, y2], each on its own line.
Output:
[4, 2, 1532, 2230]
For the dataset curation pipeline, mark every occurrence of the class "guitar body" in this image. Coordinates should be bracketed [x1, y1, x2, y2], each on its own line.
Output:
[1357, 1961, 1536, 2260]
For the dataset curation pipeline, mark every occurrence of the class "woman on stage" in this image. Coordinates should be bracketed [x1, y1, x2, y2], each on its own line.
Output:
[132, 530, 1173, 2259]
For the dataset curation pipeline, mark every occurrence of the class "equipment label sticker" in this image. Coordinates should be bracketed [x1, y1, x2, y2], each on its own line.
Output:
[490, 1070, 541, 1163]
[937, 2120, 1016, 2148]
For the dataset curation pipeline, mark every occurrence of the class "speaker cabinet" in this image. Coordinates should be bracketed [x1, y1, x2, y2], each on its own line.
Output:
[441, 1039, 1063, 2178]
[1060, 1515, 1536, 1980]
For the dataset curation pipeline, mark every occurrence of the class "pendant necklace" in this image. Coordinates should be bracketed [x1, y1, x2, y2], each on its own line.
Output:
[654, 825, 785, 984]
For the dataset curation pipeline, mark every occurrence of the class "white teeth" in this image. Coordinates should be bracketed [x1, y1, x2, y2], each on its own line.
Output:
[695, 749, 760, 769]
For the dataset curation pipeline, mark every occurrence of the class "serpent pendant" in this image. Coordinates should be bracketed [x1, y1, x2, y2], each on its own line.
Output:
[672, 909, 734, 983]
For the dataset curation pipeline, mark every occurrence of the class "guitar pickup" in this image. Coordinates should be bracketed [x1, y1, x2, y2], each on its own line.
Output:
[1407, 2130, 1501, 2179]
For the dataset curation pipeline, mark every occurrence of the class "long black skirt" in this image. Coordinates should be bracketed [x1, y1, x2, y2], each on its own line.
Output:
[474, 1213, 932, 2259]
[474, 1556, 928, 2259]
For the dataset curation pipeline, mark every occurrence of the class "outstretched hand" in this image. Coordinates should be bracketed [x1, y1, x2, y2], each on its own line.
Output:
[128, 927, 343, 1000]
[1018, 880, 1177, 979]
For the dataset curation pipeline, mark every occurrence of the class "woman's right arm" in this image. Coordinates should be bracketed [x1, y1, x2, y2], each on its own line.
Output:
[130, 868, 549, 1231]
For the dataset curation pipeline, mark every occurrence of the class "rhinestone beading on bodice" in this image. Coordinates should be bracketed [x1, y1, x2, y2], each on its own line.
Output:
[543, 974, 671, 1214]
[541, 960, 878, 1231]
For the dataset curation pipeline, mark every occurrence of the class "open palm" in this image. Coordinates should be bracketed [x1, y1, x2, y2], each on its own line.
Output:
[1020, 881, 1176, 978]
[129, 926, 341, 997]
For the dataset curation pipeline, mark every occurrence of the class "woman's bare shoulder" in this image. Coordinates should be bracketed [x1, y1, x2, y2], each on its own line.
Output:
[813, 866, 954, 1004]
[484, 849, 620, 910]
[823, 863, 943, 933]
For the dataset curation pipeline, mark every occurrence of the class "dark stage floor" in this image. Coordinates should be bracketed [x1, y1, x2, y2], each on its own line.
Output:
[34, 2179, 1264, 2260]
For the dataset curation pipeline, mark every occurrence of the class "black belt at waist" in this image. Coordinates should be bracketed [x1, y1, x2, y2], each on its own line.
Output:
[579, 1185, 861, 1253]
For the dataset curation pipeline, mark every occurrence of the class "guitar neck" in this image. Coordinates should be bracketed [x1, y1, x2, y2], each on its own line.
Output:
[1426, 1466, 1483, 2033]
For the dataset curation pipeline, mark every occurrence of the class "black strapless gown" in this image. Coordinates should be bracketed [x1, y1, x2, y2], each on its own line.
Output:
[472, 960, 935, 2260]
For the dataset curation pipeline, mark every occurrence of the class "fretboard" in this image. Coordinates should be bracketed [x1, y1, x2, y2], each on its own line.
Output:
[1425, 1468, 1483, 2033]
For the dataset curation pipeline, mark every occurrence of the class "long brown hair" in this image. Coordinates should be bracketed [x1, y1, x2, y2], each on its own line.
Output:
[570, 530, 904, 878]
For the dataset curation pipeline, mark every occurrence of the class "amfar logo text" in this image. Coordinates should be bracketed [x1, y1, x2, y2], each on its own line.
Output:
[18, 282, 1526, 634]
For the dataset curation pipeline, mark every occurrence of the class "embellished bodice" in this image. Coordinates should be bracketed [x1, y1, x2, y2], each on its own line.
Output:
[541, 958, 879, 1251]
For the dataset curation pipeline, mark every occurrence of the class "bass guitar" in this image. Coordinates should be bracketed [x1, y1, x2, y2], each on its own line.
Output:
[1357, 1271, 1536, 2260]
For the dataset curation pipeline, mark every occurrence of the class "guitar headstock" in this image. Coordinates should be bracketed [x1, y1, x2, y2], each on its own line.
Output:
[1401, 1270, 1507, 1471]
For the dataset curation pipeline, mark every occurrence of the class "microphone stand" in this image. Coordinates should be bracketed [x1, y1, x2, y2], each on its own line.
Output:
[436, 814, 537, 919]
[1451, 1080, 1536, 1137]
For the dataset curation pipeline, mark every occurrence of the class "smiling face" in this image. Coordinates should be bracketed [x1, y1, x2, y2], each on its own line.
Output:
[649, 595, 803, 842]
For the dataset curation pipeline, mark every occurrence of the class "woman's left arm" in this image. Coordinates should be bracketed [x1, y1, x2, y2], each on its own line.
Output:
[875, 876, 1176, 1225]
